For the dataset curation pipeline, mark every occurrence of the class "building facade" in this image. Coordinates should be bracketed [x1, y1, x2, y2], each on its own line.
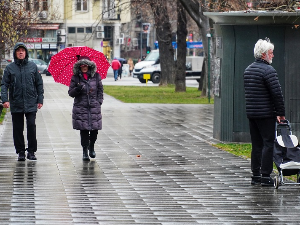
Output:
[22, 0, 130, 61]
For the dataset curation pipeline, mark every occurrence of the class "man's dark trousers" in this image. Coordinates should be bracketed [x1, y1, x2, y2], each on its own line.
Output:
[11, 112, 37, 154]
[249, 118, 276, 176]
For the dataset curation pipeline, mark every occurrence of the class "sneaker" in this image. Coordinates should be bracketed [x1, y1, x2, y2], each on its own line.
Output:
[27, 152, 37, 160]
[261, 177, 274, 186]
[18, 151, 26, 161]
[251, 176, 261, 185]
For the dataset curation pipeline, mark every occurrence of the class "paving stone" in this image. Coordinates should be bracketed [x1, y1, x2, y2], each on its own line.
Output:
[1, 76, 300, 224]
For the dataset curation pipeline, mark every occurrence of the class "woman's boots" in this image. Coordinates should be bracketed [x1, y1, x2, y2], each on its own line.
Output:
[89, 143, 96, 158]
[83, 143, 96, 161]
[82, 146, 90, 161]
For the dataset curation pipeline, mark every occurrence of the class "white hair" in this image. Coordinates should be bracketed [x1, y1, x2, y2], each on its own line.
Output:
[254, 39, 274, 58]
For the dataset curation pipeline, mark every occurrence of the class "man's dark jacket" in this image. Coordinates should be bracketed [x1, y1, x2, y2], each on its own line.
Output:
[244, 58, 285, 119]
[1, 42, 44, 113]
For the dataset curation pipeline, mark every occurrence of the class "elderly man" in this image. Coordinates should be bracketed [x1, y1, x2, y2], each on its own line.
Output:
[244, 38, 285, 186]
[1, 42, 44, 161]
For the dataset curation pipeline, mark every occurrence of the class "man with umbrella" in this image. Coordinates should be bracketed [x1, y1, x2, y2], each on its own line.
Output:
[1, 42, 44, 161]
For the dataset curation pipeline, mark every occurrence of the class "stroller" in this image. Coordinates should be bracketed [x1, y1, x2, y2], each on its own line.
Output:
[273, 120, 300, 189]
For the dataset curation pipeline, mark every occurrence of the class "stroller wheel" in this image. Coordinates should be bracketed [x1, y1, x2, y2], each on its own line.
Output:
[274, 176, 280, 189]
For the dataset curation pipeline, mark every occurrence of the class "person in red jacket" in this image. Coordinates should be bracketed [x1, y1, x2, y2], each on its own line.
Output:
[111, 57, 121, 81]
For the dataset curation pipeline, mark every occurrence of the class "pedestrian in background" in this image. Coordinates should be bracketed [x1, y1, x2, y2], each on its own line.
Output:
[111, 57, 121, 81]
[1, 42, 44, 161]
[244, 38, 285, 186]
[68, 56, 103, 161]
[128, 58, 134, 76]
[118, 60, 124, 80]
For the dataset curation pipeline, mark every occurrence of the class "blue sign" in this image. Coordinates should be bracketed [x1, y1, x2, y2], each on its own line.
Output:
[154, 41, 203, 49]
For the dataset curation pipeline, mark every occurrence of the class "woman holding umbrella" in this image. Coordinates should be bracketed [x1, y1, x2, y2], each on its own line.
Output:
[68, 56, 103, 161]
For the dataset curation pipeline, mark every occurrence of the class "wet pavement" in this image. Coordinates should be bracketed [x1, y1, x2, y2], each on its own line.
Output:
[1, 75, 300, 224]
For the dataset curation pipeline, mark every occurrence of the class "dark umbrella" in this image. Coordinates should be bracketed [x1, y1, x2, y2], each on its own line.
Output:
[48, 46, 110, 86]
[116, 57, 126, 62]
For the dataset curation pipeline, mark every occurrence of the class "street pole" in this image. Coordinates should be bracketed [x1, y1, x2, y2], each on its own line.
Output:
[206, 33, 211, 103]
[140, 13, 143, 59]
[140, 25, 143, 59]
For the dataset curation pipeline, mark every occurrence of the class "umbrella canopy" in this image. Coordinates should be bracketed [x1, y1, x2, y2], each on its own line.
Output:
[116, 57, 126, 62]
[48, 46, 110, 86]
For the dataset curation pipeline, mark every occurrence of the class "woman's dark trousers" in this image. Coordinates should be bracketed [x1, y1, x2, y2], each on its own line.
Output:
[249, 118, 276, 177]
[80, 130, 98, 148]
[11, 112, 37, 154]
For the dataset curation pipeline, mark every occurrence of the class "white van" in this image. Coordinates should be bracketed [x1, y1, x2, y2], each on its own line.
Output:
[132, 50, 160, 83]
[133, 50, 203, 83]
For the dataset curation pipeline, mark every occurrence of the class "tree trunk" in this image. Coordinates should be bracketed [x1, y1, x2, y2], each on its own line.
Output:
[178, 0, 213, 96]
[175, 0, 187, 92]
[150, 1, 175, 86]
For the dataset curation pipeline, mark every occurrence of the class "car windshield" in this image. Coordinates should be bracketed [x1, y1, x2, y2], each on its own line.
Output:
[144, 51, 159, 61]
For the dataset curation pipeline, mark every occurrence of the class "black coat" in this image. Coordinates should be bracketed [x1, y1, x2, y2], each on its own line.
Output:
[1, 42, 44, 113]
[244, 58, 285, 119]
[68, 59, 103, 130]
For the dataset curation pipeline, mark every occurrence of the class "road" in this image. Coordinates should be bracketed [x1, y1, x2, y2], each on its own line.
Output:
[103, 67, 200, 87]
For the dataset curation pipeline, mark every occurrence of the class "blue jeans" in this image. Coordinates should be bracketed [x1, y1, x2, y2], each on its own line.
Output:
[113, 70, 118, 80]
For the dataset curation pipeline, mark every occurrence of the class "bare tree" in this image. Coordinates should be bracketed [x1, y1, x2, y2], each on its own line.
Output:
[175, 0, 187, 92]
[178, 0, 211, 96]
[149, 0, 175, 85]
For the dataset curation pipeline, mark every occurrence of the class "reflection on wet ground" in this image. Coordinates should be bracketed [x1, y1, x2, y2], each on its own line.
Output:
[0, 76, 300, 224]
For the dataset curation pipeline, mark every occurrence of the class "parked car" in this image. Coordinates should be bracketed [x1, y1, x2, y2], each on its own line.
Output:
[29, 58, 49, 75]
[0, 59, 12, 70]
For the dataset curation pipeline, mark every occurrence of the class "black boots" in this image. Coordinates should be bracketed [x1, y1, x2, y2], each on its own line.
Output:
[27, 152, 37, 160]
[83, 142, 96, 161]
[89, 143, 96, 158]
[82, 146, 90, 161]
[18, 151, 26, 161]
[18, 151, 37, 161]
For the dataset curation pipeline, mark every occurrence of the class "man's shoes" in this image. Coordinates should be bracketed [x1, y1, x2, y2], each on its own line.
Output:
[18, 151, 26, 161]
[261, 176, 274, 186]
[251, 176, 261, 185]
[27, 152, 37, 160]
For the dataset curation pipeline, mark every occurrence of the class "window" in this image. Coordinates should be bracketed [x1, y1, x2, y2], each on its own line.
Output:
[42, 0, 48, 11]
[77, 28, 84, 33]
[76, 0, 88, 11]
[86, 27, 92, 33]
[68, 27, 76, 33]
[104, 26, 112, 39]
[25, 0, 30, 11]
[34, 0, 39, 11]
[103, 0, 115, 19]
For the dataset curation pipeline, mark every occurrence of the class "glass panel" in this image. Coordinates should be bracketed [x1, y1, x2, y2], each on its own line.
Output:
[25, 0, 30, 11]
[86, 27, 92, 33]
[34, 0, 39, 11]
[76, 0, 81, 11]
[77, 28, 84, 33]
[42, 0, 48, 11]
[68, 27, 76, 33]
[83, 0, 87, 10]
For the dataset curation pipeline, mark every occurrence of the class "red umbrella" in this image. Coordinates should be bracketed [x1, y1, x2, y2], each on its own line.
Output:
[48, 46, 110, 86]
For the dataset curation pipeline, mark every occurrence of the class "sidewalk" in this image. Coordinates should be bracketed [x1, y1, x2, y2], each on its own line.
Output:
[0, 75, 299, 224]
